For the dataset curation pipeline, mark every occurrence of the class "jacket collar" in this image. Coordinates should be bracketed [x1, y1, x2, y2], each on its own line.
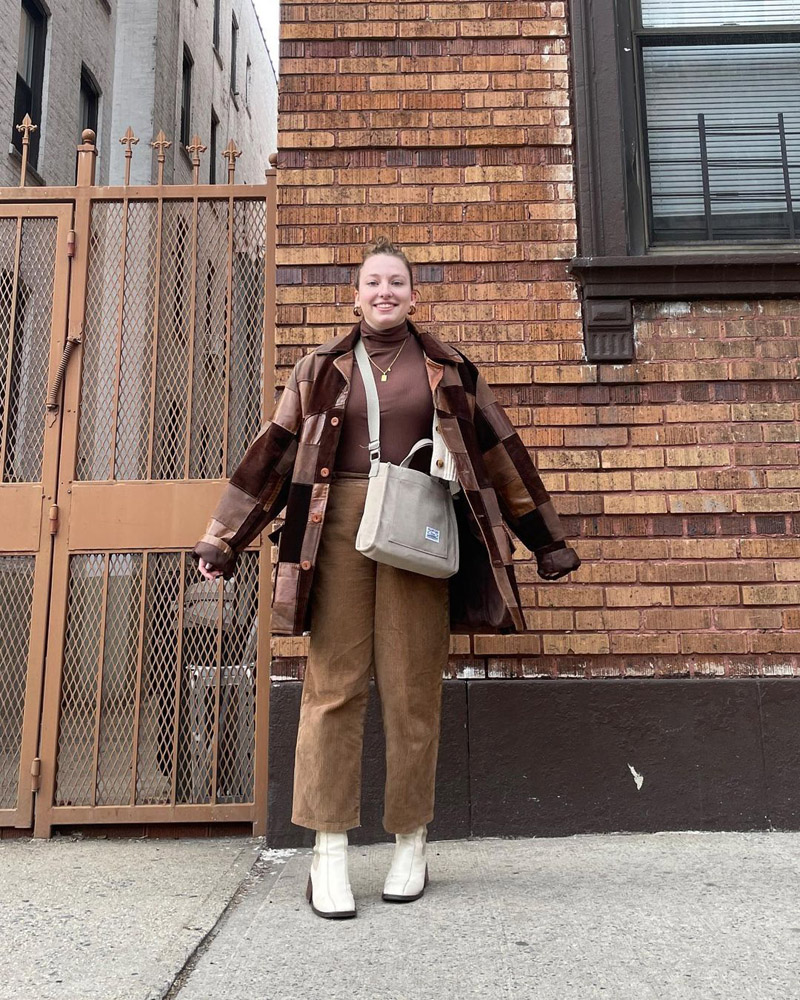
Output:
[315, 321, 461, 365]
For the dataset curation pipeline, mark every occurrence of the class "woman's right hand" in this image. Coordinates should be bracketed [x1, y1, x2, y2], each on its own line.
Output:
[198, 558, 223, 581]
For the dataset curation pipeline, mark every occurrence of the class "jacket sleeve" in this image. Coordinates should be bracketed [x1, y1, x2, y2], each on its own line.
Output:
[473, 370, 580, 580]
[193, 362, 303, 578]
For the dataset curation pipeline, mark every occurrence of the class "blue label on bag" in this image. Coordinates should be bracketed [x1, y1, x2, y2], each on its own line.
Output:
[425, 526, 440, 543]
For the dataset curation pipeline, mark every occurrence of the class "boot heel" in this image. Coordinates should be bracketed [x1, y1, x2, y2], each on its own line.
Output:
[307, 833, 357, 920]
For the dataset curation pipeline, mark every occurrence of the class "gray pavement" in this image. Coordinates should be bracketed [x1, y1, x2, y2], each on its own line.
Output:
[0, 835, 260, 1000]
[3, 832, 799, 1000]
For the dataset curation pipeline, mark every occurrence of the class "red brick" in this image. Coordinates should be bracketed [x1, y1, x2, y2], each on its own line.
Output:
[606, 586, 671, 608]
[639, 563, 707, 584]
[775, 561, 800, 581]
[542, 634, 611, 655]
[642, 609, 713, 631]
[707, 561, 774, 583]
[611, 634, 680, 654]
[681, 634, 749, 654]
[536, 585, 604, 607]
[575, 609, 641, 630]
[673, 585, 740, 606]
[750, 634, 800, 653]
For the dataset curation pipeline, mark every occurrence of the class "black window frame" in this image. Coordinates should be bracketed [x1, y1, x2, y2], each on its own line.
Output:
[569, 0, 800, 361]
[230, 13, 238, 97]
[79, 65, 100, 141]
[209, 108, 219, 184]
[13, 0, 47, 168]
[212, 0, 221, 51]
[180, 45, 193, 149]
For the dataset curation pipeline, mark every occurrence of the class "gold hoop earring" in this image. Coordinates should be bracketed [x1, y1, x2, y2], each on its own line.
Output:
[353, 305, 362, 317]
[408, 304, 416, 316]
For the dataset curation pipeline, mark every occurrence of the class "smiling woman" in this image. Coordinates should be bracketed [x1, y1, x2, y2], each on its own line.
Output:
[194, 237, 580, 919]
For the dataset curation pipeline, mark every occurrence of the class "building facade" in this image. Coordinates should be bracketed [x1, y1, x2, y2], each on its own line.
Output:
[268, 0, 800, 844]
[1, 0, 277, 188]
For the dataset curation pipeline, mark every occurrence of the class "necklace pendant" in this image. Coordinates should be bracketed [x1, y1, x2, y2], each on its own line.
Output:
[381, 372, 388, 382]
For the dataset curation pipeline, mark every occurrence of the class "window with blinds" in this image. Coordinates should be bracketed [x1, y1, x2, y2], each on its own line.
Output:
[637, 2, 800, 244]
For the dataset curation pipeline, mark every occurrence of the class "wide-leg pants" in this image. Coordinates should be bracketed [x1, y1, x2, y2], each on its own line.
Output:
[291, 475, 450, 834]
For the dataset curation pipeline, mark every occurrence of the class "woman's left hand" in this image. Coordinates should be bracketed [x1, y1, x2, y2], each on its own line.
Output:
[537, 546, 581, 581]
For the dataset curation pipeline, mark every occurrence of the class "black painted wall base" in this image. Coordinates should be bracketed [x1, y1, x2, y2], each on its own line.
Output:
[267, 679, 800, 847]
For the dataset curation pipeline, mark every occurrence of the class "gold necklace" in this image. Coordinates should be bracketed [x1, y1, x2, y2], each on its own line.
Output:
[367, 336, 408, 382]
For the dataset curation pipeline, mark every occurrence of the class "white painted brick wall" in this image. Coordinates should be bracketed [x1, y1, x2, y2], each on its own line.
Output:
[1, 0, 276, 188]
[1, 0, 117, 186]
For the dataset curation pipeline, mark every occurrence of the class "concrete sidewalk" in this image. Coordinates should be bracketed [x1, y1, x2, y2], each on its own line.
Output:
[3, 832, 799, 1000]
[0, 835, 260, 1000]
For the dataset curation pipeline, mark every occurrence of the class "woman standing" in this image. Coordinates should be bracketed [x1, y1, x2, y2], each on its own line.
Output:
[195, 239, 580, 919]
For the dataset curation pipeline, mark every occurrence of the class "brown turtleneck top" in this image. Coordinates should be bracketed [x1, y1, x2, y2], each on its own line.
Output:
[334, 320, 435, 474]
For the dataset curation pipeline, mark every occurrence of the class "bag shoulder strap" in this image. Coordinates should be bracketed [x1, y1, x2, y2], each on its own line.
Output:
[354, 337, 382, 476]
[354, 336, 436, 477]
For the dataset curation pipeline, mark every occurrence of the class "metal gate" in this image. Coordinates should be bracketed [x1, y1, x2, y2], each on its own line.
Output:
[0, 127, 276, 837]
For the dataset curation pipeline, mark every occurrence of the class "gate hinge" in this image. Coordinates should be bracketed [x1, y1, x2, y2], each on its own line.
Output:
[48, 504, 59, 534]
[67, 230, 76, 258]
[31, 757, 41, 792]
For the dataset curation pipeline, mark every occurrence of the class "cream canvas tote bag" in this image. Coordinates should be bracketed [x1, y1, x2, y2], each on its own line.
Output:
[353, 337, 459, 579]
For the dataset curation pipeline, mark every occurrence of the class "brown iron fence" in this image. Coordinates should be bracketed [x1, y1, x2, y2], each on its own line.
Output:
[0, 121, 276, 837]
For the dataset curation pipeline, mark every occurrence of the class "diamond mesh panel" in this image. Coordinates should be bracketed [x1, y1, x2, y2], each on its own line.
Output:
[95, 552, 143, 805]
[188, 201, 230, 480]
[76, 203, 125, 481]
[178, 550, 259, 804]
[56, 554, 105, 806]
[227, 200, 266, 474]
[0, 556, 35, 810]
[1, 218, 57, 484]
[114, 204, 157, 480]
[215, 553, 258, 803]
[77, 197, 266, 484]
[151, 203, 193, 480]
[136, 551, 181, 804]
[56, 550, 260, 809]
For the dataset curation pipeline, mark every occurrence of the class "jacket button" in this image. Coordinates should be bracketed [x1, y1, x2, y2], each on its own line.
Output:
[436, 459, 444, 469]
[320, 467, 330, 477]
[330, 416, 340, 426]
[311, 513, 322, 523]
[301, 560, 311, 571]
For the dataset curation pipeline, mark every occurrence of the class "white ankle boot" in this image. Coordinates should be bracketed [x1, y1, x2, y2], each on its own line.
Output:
[382, 825, 429, 902]
[306, 831, 356, 919]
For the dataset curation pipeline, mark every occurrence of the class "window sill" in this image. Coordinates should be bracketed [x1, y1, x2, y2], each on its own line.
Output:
[568, 252, 800, 362]
[568, 252, 800, 299]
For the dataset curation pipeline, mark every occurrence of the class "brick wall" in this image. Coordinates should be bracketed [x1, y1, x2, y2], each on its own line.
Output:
[272, 1, 800, 678]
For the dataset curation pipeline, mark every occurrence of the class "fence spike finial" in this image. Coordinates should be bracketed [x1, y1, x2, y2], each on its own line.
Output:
[186, 134, 207, 184]
[119, 127, 140, 186]
[150, 130, 172, 186]
[15, 114, 38, 187]
[222, 139, 242, 184]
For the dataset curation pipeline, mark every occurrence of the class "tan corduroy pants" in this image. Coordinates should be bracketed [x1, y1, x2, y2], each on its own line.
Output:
[291, 475, 450, 835]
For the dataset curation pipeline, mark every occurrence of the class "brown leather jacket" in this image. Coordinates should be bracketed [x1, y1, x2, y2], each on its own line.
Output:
[194, 323, 579, 635]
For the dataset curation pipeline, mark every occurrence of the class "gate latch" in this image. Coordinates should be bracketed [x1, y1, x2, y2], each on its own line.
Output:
[48, 504, 59, 535]
[31, 757, 41, 792]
